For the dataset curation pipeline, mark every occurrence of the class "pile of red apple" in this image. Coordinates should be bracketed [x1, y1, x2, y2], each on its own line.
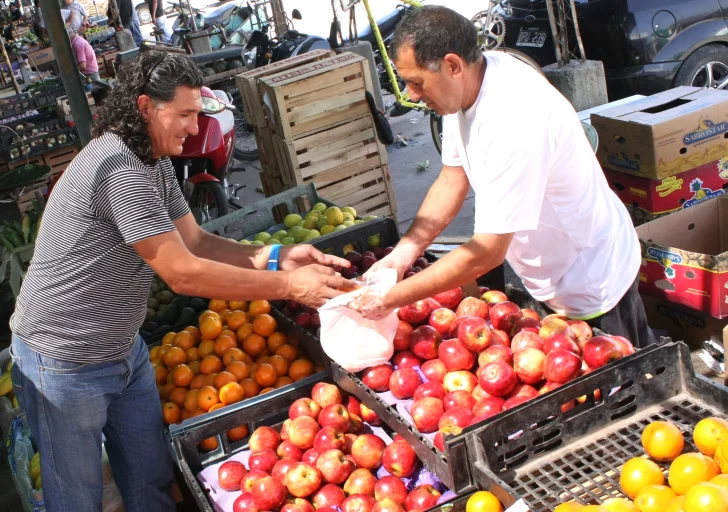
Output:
[215, 382, 449, 512]
[357, 288, 636, 450]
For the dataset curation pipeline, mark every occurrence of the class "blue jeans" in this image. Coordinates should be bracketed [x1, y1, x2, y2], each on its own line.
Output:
[129, 11, 144, 47]
[9, 335, 175, 512]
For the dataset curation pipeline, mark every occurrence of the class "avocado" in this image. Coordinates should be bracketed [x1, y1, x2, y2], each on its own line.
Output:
[142, 321, 158, 332]
[172, 296, 191, 309]
[150, 283, 160, 294]
[156, 290, 174, 305]
[190, 298, 207, 312]
[163, 303, 179, 326]
[177, 307, 196, 326]
[147, 297, 159, 310]
[145, 308, 156, 321]
[153, 324, 173, 335]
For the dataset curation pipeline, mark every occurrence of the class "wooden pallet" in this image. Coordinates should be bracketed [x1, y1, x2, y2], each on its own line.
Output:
[44, 145, 80, 177]
[235, 49, 334, 128]
[314, 164, 397, 219]
[255, 125, 280, 178]
[259, 52, 374, 140]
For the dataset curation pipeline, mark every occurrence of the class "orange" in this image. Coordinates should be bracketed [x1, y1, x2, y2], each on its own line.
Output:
[199, 436, 219, 452]
[229, 300, 248, 312]
[227, 311, 248, 331]
[289, 359, 315, 381]
[221, 329, 237, 341]
[601, 498, 637, 512]
[184, 389, 200, 412]
[669, 452, 720, 494]
[226, 361, 249, 381]
[219, 382, 245, 405]
[183, 326, 201, 341]
[267, 332, 288, 353]
[275, 344, 298, 363]
[203, 373, 218, 387]
[208, 299, 228, 313]
[162, 402, 181, 424]
[243, 333, 266, 357]
[642, 421, 684, 462]
[180, 410, 191, 421]
[465, 491, 502, 512]
[256, 356, 271, 366]
[665, 496, 685, 512]
[214, 371, 237, 389]
[154, 365, 168, 385]
[149, 346, 162, 361]
[554, 504, 584, 512]
[200, 316, 223, 340]
[223, 348, 246, 366]
[173, 331, 196, 351]
[172, 364, 194, 387]
[198, 340, 216, 358]
[164, 346, 186, 368]
[200, 355, 223, 375]
[157, 384, 170, 400]
[169, 387, 188, 408]
[717, 438, 728, 474]
[247, 363, 258, 376]
[634, 484, 677, 512]
[259, 387, 275, 395]
[241, 379, 261, 398]
[254, 364, 278, 388]
[189, 374, 205, 390]
[712, 474, 728, 493]
[582, 508, 608, 512]
[158, 345, 170, 359]
[237, 323, 254, 341]
[197, 386, 220, 411]
[208, 403, 225, 412]
[220, 309, 233, 323]
[275, 376, 293, 388]
[188, 360, 201, 375]
[199, 310, 221, 324]
[252, 314, 277, 337]
[186, 347, 200, 363]
[248, 300, 271, 317]
[269, 355, 289, 377]
[162, 332, 176, 346]
[620, 457, 665, 499]
[694, 417, 728, 457]
[227, 424, 250, 442]
[214, 336, 237, 357]
[683, 482, 728, 512]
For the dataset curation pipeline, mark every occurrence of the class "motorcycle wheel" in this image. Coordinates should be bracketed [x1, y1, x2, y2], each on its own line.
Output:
[189, 181, 229, 224]
[231, 92, 260, 161]
[429, 113, 443, 155]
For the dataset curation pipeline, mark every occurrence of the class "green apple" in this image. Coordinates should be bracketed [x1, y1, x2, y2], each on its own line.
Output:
[284, 214, 303, 228]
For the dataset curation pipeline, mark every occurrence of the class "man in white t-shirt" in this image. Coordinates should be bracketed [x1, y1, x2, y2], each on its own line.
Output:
[351, 6, 654, 347]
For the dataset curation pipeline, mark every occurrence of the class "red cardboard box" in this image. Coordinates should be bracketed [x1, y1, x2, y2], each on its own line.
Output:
[636, 197, 728, 318]
[640, 294, 726, 349]
[604, 158, 728, 225]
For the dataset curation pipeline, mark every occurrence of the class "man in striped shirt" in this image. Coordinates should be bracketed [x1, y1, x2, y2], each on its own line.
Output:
[9, 52, 350, 511]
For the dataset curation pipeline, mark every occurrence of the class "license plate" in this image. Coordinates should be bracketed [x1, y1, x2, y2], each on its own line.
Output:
[516, 28, 547, 48]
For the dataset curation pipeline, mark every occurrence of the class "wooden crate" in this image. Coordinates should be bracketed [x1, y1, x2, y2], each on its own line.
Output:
[44, 145, 79, 177]
[56, 92, 95, 116]
[259, 52, 374, 140]
[255, 125, 280, 177]
[235, 49, 334, 128]
[8, 155, 44, 171]
[16, 180, 47, 215]
[259, 171, 286, 197]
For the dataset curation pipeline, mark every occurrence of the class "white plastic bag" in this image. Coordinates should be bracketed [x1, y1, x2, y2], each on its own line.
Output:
[318, 268, 399, 372]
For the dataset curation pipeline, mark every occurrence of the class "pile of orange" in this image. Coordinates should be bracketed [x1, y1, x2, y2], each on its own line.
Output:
[554, 416, 728, 512]
[150, 299, 321, 450]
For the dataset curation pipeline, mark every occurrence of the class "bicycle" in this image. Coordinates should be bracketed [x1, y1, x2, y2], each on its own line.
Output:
[339, 0, 544, 154]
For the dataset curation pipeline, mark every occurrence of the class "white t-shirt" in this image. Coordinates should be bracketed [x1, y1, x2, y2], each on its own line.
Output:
[441, 51, 640, 319]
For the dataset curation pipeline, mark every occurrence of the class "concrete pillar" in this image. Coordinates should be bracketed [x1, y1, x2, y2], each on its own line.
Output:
[335, 41, 383, 111]
[115, 29, 135, 52]
[543, 59, 608, 112]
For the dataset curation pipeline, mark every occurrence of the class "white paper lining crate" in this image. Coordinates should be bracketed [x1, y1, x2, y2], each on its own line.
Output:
[259, 52, 375, 140]
[235, 49, 334, 128]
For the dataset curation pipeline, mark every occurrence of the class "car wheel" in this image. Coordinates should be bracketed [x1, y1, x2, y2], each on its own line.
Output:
[136, 3, 153, 25]
[674, 44, 728, 90]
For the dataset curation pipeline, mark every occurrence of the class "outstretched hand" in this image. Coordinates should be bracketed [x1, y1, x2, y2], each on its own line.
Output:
[279, 244, 351, 271]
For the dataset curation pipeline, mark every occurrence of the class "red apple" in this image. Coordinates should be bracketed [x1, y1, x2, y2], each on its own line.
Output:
[513, 348, 546, 385]
[316, 449, 355, 485]
[343, 494, 378, 512]
[241, 469, 269, 493]
[479, 362, 518, 397]
[249, 426, 281, 453]
[478, 345, 513, 367]
[289, 399, 322, 421]
[405, 485, 442, 512]
[515, 316, 541, 334]
[278, 440, 304, 461]
[539, 319, 574, 341]
[521, 308, 541, 321]
[344, 468, 377, 496]
[420, 359, 447, 383]
[443, 370, 479, 393]
[511, 331, 544, 353]
[472, 385, 490, 401]
[233, 492, 258, 512]
[457, 317, 492, 353]
[472, 397, 505, 419]
[438, 406, 474, 431]
[314, 426, 346, 453]
[347, 396, 362, 418]
[382, 440, 418, 478]
[319, 404, 351, 432]
[398, 300, 433, 325]
[393, 351, 422, 369]
[311, 383, 343, 408]
[375, 476, 409, 505]
[455, 297, 489, 319]
[389, 368, 423, 400]
[282, 498, 315, 512]
[410, 397, 445, 433]
[543, 349, 582, 383]
[542, 334, 580, 355]
[612, 335, 635, 356]
[409, 325, 442, 360]
[448, 316, 469, 339]
[280, 419, 291, 441]
[314, 484, 347, 509]
[438, 339, 476, 371]
[481, 290, 508, 305]
[289, 416, 321, 450]
[426, 297, 442, 310]
[583, 336, 623, 369]
[414, 381, 447, 401]
[429, 308, 457, 336]
[272, 458, 299, 483]
[538, 381, 561, 396]
[393, 321, 414, 351]
[433, 287, 464, 310]
[285, 462, 322, 498]
[543, 314, 568, 323]
[489, 301, 523, 334]
[351, 434, 386, 470]
[349, 413, 365, 435]
[302, 449, 319, 466]
[509, 383, 539, 399]
[218, 461, 246, 492]
[433, 431, 445, 452]
[490, 329, 511, 347]
[503, 395, 531, 410]
[343, 433, 358, 454]
[252, 476, 286, 511]
[362, 364, 394, 392]
[566, 320, 593, 343]
[249, 449, 279, 474]
[360, 404, 381, 426]
[443, 390, 476, 411]
[374, 498, 405, 512]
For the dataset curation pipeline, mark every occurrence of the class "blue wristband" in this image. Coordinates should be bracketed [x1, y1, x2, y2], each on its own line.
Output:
[267, 244, 282, 271]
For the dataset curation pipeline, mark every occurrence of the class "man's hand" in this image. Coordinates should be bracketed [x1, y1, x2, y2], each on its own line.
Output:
[279, 244, 350, 271]
[348, 286, 394, 320]
[367, 244, 420, 281]
[286, 265, 356, 308]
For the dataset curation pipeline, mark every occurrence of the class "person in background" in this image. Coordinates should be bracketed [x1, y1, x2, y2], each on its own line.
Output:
[113, 0, 143, 46]
[68, 27, 99, 80]
[8, 2, 21, 21]
[150, 0, 171, 43]
[62, 0, 88, 31]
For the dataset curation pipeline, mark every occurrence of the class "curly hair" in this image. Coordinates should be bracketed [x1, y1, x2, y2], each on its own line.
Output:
[92, 51, 204, 165]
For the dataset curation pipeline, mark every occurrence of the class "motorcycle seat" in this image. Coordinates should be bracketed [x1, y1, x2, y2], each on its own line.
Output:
[355, 7, 405, 43]
[202, 3, 236, 26]
[173, 27, 192, 35]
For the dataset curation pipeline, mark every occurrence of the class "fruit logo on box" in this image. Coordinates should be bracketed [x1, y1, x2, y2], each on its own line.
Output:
[682, 178, 725, 209]
[683, 117, 728, 145]
[654, 301, 706, 330]
[719, 156, 728, 179]
[608, 150, 640, 171]
[647, 247, 682, 279]
[656, 176, 683, 197]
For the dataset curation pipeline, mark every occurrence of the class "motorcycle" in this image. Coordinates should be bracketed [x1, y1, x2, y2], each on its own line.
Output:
[166, 0, 262, 50]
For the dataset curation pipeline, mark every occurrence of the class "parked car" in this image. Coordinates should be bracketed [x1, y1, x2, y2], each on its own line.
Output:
[132, 0, 220, 26]
[502, 0, 728, 99]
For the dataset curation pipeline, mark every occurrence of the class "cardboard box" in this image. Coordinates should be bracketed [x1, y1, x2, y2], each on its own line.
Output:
[636, 197, 728, 318]
[591, 87, 728, 179]
[641, 294, 726, 350]
[24, 46, 55, 67]
[605, 158, 728, 225]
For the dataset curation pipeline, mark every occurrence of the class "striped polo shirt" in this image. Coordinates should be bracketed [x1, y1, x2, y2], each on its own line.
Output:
[10, 132, 190, 362]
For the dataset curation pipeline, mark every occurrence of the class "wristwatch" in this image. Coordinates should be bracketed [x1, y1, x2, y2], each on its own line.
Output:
[267, 244, 282, 271]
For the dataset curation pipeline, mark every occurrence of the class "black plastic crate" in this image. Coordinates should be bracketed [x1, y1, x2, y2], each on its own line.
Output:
[1, 115, 66, 147]
[31, 84, 66, 107]
[0, 92, 34, 119]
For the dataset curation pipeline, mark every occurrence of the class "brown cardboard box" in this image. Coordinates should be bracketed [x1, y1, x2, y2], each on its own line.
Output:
[24, 46, 55, 67]
[641, 294, 726, 350]
[591, 87, 728, 180]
